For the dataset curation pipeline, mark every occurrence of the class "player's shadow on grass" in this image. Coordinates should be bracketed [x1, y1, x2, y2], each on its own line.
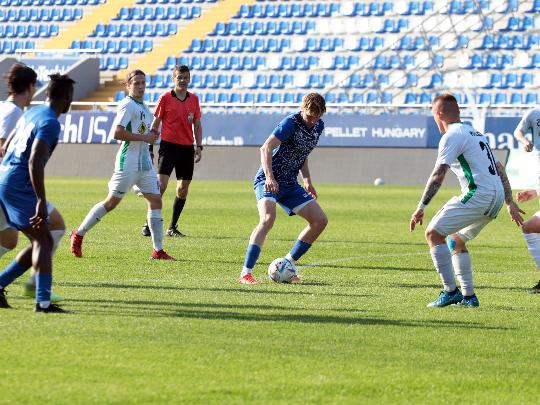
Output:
[69, 298, 367, 314]
[58, 281, 372, 298]
[68, 300, 510, 329]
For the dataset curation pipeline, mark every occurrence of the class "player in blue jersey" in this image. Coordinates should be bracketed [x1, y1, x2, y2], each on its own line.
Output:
[0, 64, 63, 303]
[0, 74, 75, 312]
[239, 93, 328, 284]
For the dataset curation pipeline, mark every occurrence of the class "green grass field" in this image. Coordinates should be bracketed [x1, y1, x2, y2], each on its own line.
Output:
[1, 178, 540, 404]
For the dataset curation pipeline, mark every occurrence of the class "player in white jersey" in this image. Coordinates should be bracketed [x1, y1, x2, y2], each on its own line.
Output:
[514, 107, 540, 180]
[410, 94, 524, 307]
[70, 70, 174, 260]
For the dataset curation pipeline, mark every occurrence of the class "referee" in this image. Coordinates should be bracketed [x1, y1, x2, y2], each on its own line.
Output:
[142, 65, 203, 237]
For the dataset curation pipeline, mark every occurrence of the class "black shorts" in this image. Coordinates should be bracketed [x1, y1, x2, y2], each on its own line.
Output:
[157, 141, 194, 180]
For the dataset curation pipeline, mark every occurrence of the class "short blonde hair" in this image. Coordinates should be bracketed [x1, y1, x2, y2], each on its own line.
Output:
[301, 93, 326, 117]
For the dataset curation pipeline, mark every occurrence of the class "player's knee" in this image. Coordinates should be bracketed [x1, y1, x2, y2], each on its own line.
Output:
[425, 227, 444, 244]
[259, 216, 275, 232]
[312, 214, 328, 231]
[447, 234, 467, 254]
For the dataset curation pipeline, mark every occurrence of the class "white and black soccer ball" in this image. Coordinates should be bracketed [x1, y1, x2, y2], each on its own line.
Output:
[268, 258, 297, 283]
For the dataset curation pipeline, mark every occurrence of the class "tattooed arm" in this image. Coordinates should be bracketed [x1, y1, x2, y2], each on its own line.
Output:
[419, 163, 449, 207]
[496, 161, 525, 226]
[410, 163, 449, 231]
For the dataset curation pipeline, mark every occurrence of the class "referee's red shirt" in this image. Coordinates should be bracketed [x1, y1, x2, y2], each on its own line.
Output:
[154, 90, 202, 146]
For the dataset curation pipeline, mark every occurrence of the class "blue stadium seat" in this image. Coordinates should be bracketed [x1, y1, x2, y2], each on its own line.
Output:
[526, 0, 540, 12]
[228, 93, 240, 103]
[419, 93, 432, 104]
[520, 73, 533, 88]
[404, 93, 417, 104]
[526, 93, 538, 104]
[363, 73, 375, 88]
[510, 93, 522, 104]
[365, 92, 378, 104]
[255, 75, 268, 89]
[477, 93, 490, 104]
[269, 93, 281, 103]
[493, 93, 507, 104]
[256, 93, 267, 103]
[114, 91, 126, 101]
[505, 73, 519, 88]
[283, 93, 294, 104]
[242, 93, 254, 103]
[229, 55, 241, 70]
[351, 93, 363, 103]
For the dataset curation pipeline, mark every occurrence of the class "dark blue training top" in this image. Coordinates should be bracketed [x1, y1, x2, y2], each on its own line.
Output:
[254, 112, 324, 187]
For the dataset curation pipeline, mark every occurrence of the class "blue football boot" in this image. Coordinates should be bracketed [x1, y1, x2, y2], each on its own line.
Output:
[427, 289, 463, 307]
[458, 294, 480, 307]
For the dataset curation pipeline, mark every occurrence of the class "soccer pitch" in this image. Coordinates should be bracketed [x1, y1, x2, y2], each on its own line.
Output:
[1, 178, 540, 404]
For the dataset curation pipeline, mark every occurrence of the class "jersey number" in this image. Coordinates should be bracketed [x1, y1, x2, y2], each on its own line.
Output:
[479, 141, 498, 176]
[8, 120, 35, 158]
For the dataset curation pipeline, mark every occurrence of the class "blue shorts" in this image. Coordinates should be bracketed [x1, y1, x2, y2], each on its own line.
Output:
[0, 184, 52, 230]
[254, 181, 313, 216]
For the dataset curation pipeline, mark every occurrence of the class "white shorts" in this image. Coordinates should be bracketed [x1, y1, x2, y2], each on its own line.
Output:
[108, 170, 160, 198]
[429, 191, 504, 242]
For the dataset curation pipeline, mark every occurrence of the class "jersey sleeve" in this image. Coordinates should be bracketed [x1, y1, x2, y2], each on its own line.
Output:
[0, 108, 22, 140]
[272, 116, 295, 142]
[436, 133, 462, 166]
[115, 100, 133, 129]
[35, 118, 61, 147]
[154, 94, 166, 119]
[515, 110, 535, 135]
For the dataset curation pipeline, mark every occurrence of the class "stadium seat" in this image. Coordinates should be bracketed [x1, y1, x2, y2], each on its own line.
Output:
[526, 93, 538, 104]
[509, 93, 522, 104]
[493, 93, 507, 104]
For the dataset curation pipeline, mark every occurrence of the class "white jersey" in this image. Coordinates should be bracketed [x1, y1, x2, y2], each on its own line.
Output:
[516, 108, 540, 149]
[0, 101, 23, 140]
[515, 108, 540, 180]
[436, 122, 503, 200]
[113, 96, 153, 173]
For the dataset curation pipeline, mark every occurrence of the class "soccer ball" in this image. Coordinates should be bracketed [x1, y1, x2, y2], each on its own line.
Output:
[268, 258, 297, 283]
[373, 177, 385, 186]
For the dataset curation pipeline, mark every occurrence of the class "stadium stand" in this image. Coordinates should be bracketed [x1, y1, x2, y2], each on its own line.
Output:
[0, 0, 537, 105]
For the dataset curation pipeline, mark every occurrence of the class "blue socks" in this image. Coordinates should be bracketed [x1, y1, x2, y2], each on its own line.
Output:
[36, 273, 52, 305]
[243, 244, 261, 270]
[0, 260, 29, 288]
[289, 240, 312, 261]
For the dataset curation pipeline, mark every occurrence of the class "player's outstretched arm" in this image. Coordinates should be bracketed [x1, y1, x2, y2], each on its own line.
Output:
[496, 161, 525, 226]
[28, 139, 50, 229]
[410, 163, 448, 232]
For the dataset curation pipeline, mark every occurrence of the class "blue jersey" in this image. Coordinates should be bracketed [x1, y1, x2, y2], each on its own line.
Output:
[0, 105, 60, 194]
[254, 112, 324, 186]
